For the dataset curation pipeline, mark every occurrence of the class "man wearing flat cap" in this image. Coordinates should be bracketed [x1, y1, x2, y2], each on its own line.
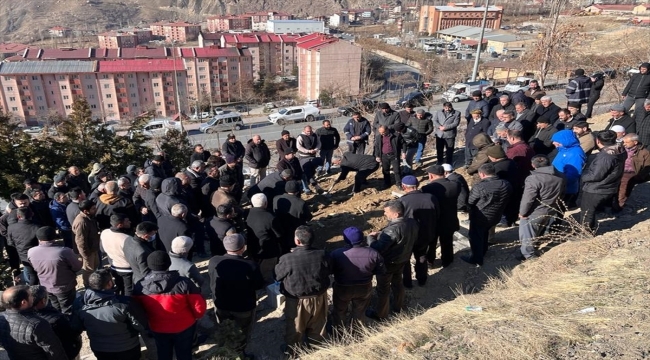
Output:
[219, 153, 245, 203]
[275, 226, 330, 352]
[208, 234, 264, 355]
[604, 104, 635, 134]
[464, 90, 490, 123]
[398, 175, 438, 287]
[330, 227, 384, 328]
[528, 116, 558, 155]
[373, 102, 400, 133]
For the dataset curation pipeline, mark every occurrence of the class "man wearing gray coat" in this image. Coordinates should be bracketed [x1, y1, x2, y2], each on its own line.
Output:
[433, 102, 461, 165]
[518, 155, 565, 260]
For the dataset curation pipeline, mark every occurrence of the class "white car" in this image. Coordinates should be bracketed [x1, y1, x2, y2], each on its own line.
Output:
[267, 105, 320, 126]
[213, 107, 225, 115]
[190, 112, 211, 120]
[304, 99, 319, 106]
[23, 126, 44, 134]
[128, 119, 182, 139]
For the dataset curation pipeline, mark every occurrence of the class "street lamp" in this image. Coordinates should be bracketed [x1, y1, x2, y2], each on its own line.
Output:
[172, 41, 185, 133]
[470, 0, 490, 82]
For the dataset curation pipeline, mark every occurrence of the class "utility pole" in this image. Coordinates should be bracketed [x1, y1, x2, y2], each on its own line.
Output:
[172, 42, 184, 133]
[470, 0, 490, 82]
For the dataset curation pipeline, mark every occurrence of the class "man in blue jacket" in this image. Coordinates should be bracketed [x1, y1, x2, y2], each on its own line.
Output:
[49, 192, 73, 249]
[551, 130, 586, 209]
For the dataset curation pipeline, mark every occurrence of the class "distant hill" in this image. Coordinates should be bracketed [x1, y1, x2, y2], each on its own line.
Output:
[0, 0, 375, 43]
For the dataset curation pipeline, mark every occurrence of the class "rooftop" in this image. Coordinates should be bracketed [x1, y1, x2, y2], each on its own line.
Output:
[296, 34, 339, 50]
[199, 31, 223, 40]
[436, 25, 487, 37]
[179, 47, 241, 58]
[427, 5, 502, 11]
[97, 59, 185, 73]
[0, 43, 31, 54]
[589, 4, 635, 10]
[0, 60, 96, 75]
[268, 19, 323, 24]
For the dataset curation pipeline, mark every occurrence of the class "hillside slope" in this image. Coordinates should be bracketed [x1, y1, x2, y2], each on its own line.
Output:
[0, 0, 371, 43]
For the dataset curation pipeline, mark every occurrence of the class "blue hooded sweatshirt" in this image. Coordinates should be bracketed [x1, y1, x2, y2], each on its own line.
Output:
[551, 130, 586, 194]
[49, 199, 71, 231]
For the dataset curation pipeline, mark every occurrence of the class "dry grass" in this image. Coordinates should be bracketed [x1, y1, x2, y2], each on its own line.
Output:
[302, 234, 650, 360]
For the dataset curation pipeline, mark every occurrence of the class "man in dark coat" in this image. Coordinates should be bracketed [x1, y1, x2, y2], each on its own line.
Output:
[536, 96, 562, 124]
[221, 134, 246, 164]
[343, 112, 372, 154]
[31, 286, 82, 360]
[244, 135, 271, 186]
[518, 155, 565, 260]
[247, 169, 293, 211]
[410, 108, 436, 166]
[374, 125, 404, 189]
[95, 181, 138, 230]
[604, 104, 636, 134]
[144, 155, 167, 179]
[622, 62, 650, 122]
[464, 90, 490, 122]
[461, 163, 512, 266]
[366, 201, 418, 321]
[565, 68, 592, 109]
[276, 151, 303, 182]
[207, 204, 237, 256]
[579, 130, 627, 232]
[157, 204, 192, 254]
[123, 221, 158, 284]
[47, 172, 69, 201]
[422, 165, 460, 267]
[273, 181, 312, 254]
[465, 109, 491, 168]
[190, 144, 211, 163]
[555, 107, 580, 131]
[443, 164, 469, 212]
[585, 72, 605, 118]
[67, 166, 90, 195]
[315, 120, 341, 174]
[200, 164, 220, 219]
[529, 117, 558, 155]
[331, 152, 380, 194]
[373, 102, 400, 133]
[219, 155, 245, 203]
[276, 130, 297, 161]
[489, 94, 515, 123]
[246, 193, 283, 284]
[7, 208, 40, 285]
[398, 176, 438, 287]
[0, 285, 68, 360]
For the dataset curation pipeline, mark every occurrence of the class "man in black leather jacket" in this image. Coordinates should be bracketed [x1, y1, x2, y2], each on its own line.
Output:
[366, 200, 419, 321]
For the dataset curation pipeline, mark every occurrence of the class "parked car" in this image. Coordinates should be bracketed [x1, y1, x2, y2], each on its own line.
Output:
[396, 91, 427, 108]
[268, 105, 320, 125]
[199, 113, 244, 133]
[23, 126, 45, 134]
[265, 102, 276, 109]
[190, 112, 211, 120]
[234, 104, 250, 112]
[128, 119, 182, 139]
[337, 99, 378, 116]
[212, 107, 225, 115]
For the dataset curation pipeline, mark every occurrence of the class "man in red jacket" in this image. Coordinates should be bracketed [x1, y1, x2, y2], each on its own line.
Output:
[133, 251, 206, 360]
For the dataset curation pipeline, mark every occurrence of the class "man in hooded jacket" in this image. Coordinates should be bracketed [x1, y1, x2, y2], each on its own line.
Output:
[551, 130, 586, 209]
[155, 178, 186, 219]
[622, 62, 650, 123]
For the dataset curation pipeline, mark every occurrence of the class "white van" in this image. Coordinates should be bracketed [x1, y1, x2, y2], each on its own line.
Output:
[199, 112, 244, 133]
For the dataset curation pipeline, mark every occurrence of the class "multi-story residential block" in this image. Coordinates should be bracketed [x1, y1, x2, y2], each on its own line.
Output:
[198, 32, 222, 47]
[97, 28, 153, 49]
[295, 33, 362, 101]
[180, 47, 253, 104]
[0, 47, 254, 123]
[329, 13, 349, 28]
[220, 33, 299, 79]
[419, 3, 503, 35]
[150, 22, 201, 43]
[207, 15, 252, 32]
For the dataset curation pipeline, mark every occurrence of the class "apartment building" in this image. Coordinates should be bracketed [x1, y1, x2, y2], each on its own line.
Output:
[180, 47, 253, 104]
[296, 33, 362, 101]
[419, 3, 503, 35]
[0, 61, 103, 121]
[267, 20, 325, 34]
[220, 33, 300, 79]
[150, 22, 201, 43]
[207, 15, 252, 32]
[0, 46, 254, 123]
[97, 28, 153, 49]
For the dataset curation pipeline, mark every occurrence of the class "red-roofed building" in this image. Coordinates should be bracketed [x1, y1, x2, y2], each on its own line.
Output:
[585, 4, 635, 14]
[198, 32, 223, 47]
[181, 46, 253, 103]
[49, 26, 72, 38]
[207, 15, 252, 32]
[150, 21, 201, 43]
[0, 43, 31, 60]
[95, 59, 187, 119]
[295, 34, 361, 100]
[220, 33, 300, 79]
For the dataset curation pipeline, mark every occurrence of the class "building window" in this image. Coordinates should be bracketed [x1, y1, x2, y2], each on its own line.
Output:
[89, 94, 95, 99]
[153, 83, 159, 87]
[35, 86, 40, 90]
[4, 77, 9, 81]
[155, 92, 160, 97]
[156, 102, 161, 106]
[61, 85, 67, 90]
[132, 103, 138, 107]
[131, 93, 136, 98]
[65, 105, 71, 110]
[128, 74, 134, 78]
[59, 76, 65, 80]
[11, 107, 18, 111]
[199, 67, 206, 71]
[106, 94, 112, 98]
[37, 96, 43, 101]
[90, 104, 97, 109]
[63, 95, 69, 100]
[38, 106, 45, 111]
[9, 97, 15, 101]
[6, 87, 13, 91]
[107, 104, 113, 108]
[104, 84, 110, 89]
[32, 76, 38, 80]
[129, 83, 135, 88]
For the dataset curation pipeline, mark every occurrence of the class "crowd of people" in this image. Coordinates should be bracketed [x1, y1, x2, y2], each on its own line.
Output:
[1, 66, 650, 360]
